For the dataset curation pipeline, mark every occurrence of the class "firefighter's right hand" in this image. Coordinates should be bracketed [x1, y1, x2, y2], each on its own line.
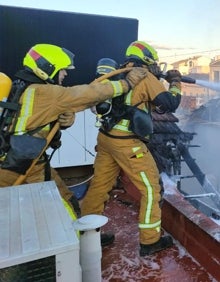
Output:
[124, 67, 148, 89]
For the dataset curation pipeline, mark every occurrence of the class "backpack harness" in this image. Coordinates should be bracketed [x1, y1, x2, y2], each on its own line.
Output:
[96, 94, 153, 141]
[0, 79, 27, 157]
[0, 76, 59, 180]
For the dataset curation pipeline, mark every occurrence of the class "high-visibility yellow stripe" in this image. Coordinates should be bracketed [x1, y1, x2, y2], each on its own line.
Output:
[113, 90, 150, 133]
[169, 85, 182, 96]
[136, 153, 144, 158]
[132, 147, 140, 153]
[132, 147, 143, 158]
[140, 171, 153, 223]
[14, 88, 35, 134]
[112, 87, 131, 129]
[138, 171, 161, 232]
[42, 124, 50, 132]
[110, 81, 123, 97]
[62, 199, 79, 238]
[100, 79, 109, 84]
[139, 220, 161, 230]
[113, 119, 132, 132]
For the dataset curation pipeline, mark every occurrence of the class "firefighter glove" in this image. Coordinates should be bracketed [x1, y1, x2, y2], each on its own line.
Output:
[165, 70, 181, 83]
[125, 67, 148, 89]
[58, 112, 75, 128]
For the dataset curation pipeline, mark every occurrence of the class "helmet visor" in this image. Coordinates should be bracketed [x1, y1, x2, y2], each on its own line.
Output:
[62, 48, 75, 69]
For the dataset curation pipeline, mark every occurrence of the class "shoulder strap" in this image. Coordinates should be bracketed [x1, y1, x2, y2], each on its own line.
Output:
[0, 80, 27, 132]
[0, 80, 28, 155]
[133, 101, 143, 107]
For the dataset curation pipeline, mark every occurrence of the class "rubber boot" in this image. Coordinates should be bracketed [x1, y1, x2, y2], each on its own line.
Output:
[140, 235, 173, 256]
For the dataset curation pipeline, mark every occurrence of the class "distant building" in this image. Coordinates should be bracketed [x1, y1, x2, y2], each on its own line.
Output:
[210, 56, 220, 82]
[169, 55, 220, 110]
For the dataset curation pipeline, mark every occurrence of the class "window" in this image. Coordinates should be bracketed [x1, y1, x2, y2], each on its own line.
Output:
[213, 71, 220, 82]
[189, 61, 194, 67]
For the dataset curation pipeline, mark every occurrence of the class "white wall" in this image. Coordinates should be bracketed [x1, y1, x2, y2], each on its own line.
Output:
[48, 109, 98, 168]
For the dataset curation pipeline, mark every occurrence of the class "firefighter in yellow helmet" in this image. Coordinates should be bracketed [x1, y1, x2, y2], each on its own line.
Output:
[81, 41, 182, 255]
[0, 43, 147, 223]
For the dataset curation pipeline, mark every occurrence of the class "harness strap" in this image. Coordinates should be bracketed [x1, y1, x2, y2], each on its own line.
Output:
[35, 152, 51, 180]
[99, 128, 138, 139]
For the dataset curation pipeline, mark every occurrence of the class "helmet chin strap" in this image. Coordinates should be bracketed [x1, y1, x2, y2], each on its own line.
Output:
[51, 72, 60, 85]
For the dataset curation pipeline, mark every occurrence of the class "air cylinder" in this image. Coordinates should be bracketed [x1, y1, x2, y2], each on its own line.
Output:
[0, 72, 12, 115]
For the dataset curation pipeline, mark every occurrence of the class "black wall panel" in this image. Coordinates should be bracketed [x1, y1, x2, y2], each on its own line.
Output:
[0, 5, 138, 85]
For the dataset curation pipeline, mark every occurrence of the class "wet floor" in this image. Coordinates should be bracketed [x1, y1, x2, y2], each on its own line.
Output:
[101, 188, 217, 282]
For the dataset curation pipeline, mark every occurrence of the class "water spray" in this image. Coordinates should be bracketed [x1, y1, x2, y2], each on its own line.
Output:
[195, 80, 220, 92]
[159, 62, 220, 90]
[161, 71, 220, 91]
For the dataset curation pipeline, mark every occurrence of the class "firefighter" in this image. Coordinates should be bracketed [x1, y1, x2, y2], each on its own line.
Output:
[81, 41, 182, 255]
[0, 43, 147, 223]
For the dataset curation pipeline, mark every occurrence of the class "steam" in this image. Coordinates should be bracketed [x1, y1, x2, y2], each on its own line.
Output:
[179, 80, 220, 214]
[196, 80, 220, 92]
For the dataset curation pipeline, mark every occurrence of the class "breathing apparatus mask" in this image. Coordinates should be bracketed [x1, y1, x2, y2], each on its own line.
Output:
[94, 56, 153, 138]
[94, 58, 119, 127]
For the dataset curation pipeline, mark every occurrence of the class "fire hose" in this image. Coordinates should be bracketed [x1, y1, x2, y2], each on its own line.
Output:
[13, 67, 132, 185]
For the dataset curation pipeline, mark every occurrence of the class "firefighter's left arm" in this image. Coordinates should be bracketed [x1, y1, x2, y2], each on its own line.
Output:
[142, 71, 182, 113]
[151, 70, 182, 113]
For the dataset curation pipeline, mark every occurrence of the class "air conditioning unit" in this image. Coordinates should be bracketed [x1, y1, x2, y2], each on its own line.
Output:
[0, 181, 82, 282]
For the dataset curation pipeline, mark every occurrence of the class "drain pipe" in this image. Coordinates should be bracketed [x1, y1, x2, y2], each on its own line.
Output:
[73, 214, 108, 282]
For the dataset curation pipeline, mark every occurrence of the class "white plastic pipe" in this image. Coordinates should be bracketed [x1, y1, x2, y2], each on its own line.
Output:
[73, 215, 108, 282]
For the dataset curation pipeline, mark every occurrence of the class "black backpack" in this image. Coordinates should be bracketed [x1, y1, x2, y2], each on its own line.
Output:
[100, 96, 153, 138]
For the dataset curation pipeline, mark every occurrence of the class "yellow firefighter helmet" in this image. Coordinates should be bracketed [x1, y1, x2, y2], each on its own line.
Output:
[23, 44, 75, 81]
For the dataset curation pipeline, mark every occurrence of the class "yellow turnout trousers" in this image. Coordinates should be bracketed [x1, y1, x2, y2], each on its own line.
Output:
[81, 132, 162, 245]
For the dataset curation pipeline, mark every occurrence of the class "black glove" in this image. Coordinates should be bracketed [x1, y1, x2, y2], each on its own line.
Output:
[165, 70, 181, 83]
[147, 63, 161, 79]
[50, 130, 62, 149]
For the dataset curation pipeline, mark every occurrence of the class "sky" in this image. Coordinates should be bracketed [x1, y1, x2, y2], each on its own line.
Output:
[1, 0, 220, 63]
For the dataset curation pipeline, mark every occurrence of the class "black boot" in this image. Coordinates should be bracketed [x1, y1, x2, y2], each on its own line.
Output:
[101, 232, 115, 247]
[140, 235, 173, 256]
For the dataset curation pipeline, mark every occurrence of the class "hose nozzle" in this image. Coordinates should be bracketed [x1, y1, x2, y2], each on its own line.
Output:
[180, 76, 196, 84]
[160, 72, 196, 84]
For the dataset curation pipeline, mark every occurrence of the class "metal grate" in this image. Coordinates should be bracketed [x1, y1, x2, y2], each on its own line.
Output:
[0, 256, 56, 282]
